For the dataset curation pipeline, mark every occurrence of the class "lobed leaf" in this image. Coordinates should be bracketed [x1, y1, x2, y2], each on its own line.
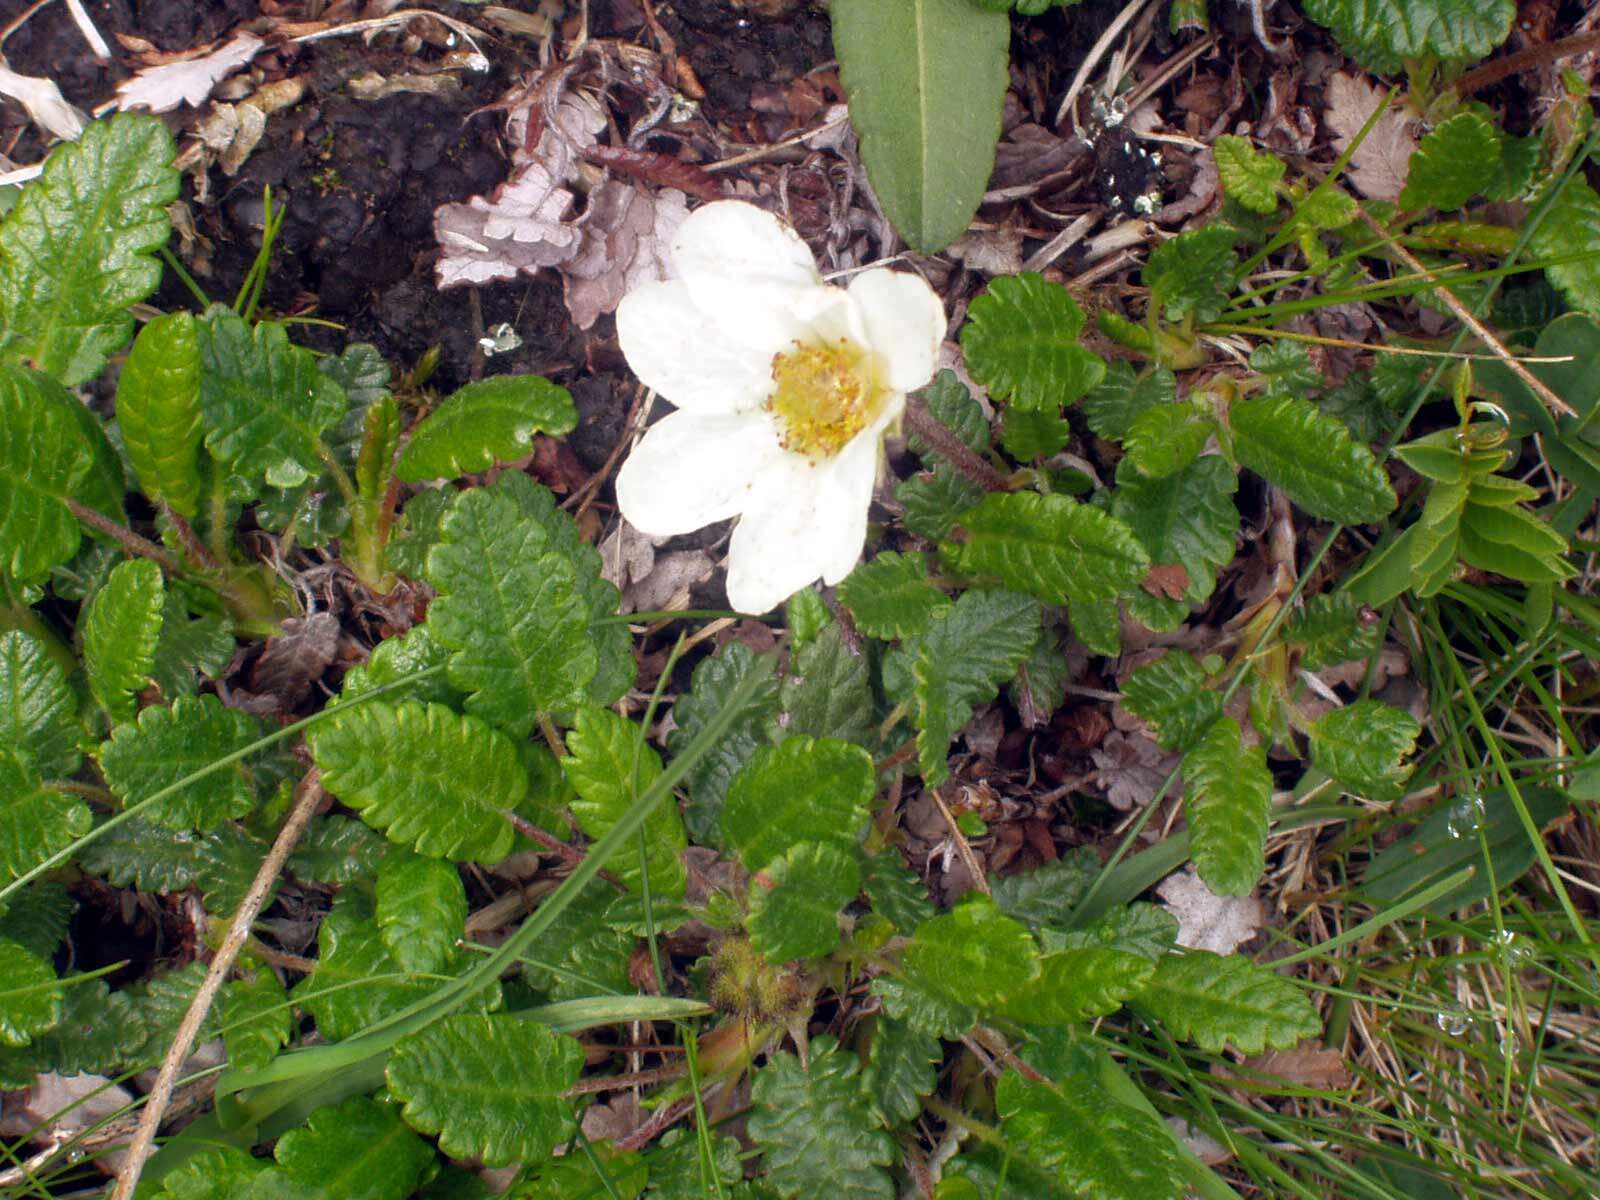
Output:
[1214, 135, 1285, 214]
[1230, 394, 1396, 525]
[0, 114, 177, 385]
[1121, 651, 1221, 752]
[1112, 454, 1239, 611]
[837, 551, 949, 640]
[780, 616, 875, 747]
[0, 749, 91, 882]
[897, 466, 984, 541]
[116, 311, 203, 518]
[0, 882, 71, 961]
[871, 974, 975, 1040]
[723, 736, 873, 872]
[1145, 226, 1238, 323]
[1529, 178, 1600, 316]
[396, 374, 578, 481]
[311, 700, 524, 862]
[219, 962, 291, 1075]
[287, 814, 390, 885]
[748, 840, 860, 962]
[0, 631, 80, 780]
[1138, 950, 1322, 1054]
[1047, 901, 1180, 963]
[990, 847, 1101, 933]
[1285, 592, 1381, 670]
[1184, 717, 1272, 896]
[1400, 111, 1502, 212]
[0, 937, 61, 1045]
[862, 851, 935, 935]
[1301, 0, 1513, 73]
[99, 693, 263, 831]
[275, 1095, 435, 1200]
[1309, 699, 1421, 802]
[900, 894, 1039, 1009]
[1121, 402, 1212, 479]
[376, 853, 468, 974]
[668, 642, 780, 846]
[989, 946, 1155, 1024]
[1081, 361, 1176, 441]
[387, 1014, 582, 1167]
[864, 1015, 940, 1124]
[960, 274, 1106, 412]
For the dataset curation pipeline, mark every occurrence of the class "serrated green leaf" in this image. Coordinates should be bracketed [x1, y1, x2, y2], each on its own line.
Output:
[198, 311, 348, 492]
[780, 617, 875, 747]
[1009, 627, 1071, 725]
[861, 851, 934, 934]
[1145, 226, 1238, 323]
[831, 0, 1008, 253]
[1310, 699, 1420, 802]
[276, 1095, 434, 1200]
[0, 978, 140, 1085]
[864, 1015, 939, 1123]
[0, 882, 71, 960]
[997, 1071, 1185, 1200]
[220, 962, 291, 1074]
[960, 274, 1106, 413]
[192, 822, 272, 917]
[1121, 402, 1212, 479]
[396, 375, 576, 482]
[901, 893, 1039, 1009]
[1252, 342, 1324, 399]
[0, 752, 89, 887]
[0, 365, 126, 586]
[152, 1146, 270, 1200]
[312, 700, 523, 862]
[337, 622, 462, 713]
[1121, 651, 1221, 751]
[388, 1013, 582, 1167]
[837, 552, 950, 639]
[1047, 902, 1179, 963]
[749, 1036, 895, 1200]
[909, 370, 990, 458]
[128, 960, 220, 1062]
[425, 485, 597, 734]
[78, 815, 202, 893]
[723, 736, 873, 872]
[641, 1129, 743, 1200]
[992, 946, 1155, 1024]
[905, 589, 1039, 784]
[1111, 455, 1238, 611]
[668, 642, 780, 846]
[148, 594, 234, 703]
[943, 492, 1148, 608]
[1401, 111, 1502, 212]
[520, 886, 634, 1001]
[516, 1146, 648, 1200]
[0, 937, 60, 1045]
[377, 854, 468, 973]
[563, 706, 686, 900]
[871, 973, 975, 1040]
[999, 404, 1072, 460]
[1230, 394, 1396, 524]
[1184, 717, 1272, 896]
[1214, 135, 1285, 214]
[116, 311, 203, 518]
[748, 840, 860, 962]
[991, 847, 1101, 933]
[897, 465, 984, 540]
[1530, 179, 1600, 315]
[99, 693, 263, 830]
[1081, 362, 1176, 442]
[1285, 592, 1381, 670]
[81, 558, 164, 723]
[0, 631, 79, 781]
[0, 114, 177, 385]
[1067, 595, 1121, 656]
[1301, 0, 1513, 73]
[1140, 950, 1321, 1053]
[287, 814, 389, 885]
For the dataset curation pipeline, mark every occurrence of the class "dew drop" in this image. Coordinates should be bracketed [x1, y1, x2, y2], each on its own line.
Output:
[1434, 1010, 1470, 1036]
[1445, 794, 1486, 839]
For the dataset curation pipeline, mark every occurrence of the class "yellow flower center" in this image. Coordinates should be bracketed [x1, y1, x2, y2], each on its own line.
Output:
[767, 338, 881, 461]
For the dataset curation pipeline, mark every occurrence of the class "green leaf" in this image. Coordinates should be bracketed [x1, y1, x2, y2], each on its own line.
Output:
[861, 851, 934, 934]
[837, 552, 950, 639]
[377, 854, 467, 974]
[900, 894, 1039, 1009]
[897, 465, 984, 541]
[749, 1036, 895, 1200]
[667, 643, 780, 846]
[311, 700, 524, 862]
[1009, 627, 1071, 725]
[999, 404, 1071, 460]
[990, 946, 1155, 1024]
[519, 887, 634, 1002]
[151, 1147, 270, 1200]
[1460, 501, 1576, 583]
[0, 978, 140, 1085]
[641, 1130, 743, 1200]
[909, 370, 991, 459]
[99, 693, 263, 831]
[426, 485, 597, 735]
[0, 882, 71, 960]
[0, 631, 80, 779]
[388, 1014, 582, 1167]
[1121, 402, 1212, 479]
[1138, 950, 1322, 1054]
[1284, 592, 1381, 670]
[220, 961, 291, 1074]
[81, 558, 164, 723]
[1530, 178, 1600, 315]
[396, 374, 577, 481]
[336, 621, 462, 713]
[1081, 362, 1176, 442]
[1046, 902, 1179, 963]
[905, 589, 1039, 784]
[991, 847, 1101, 933]
[723, 736, 873, 872]
[116, 311, 203, 518]
[1067, 595, 1122, 657]
[563, 706, 687, 900]
[1401, 111, 1502, 212]
[1184, 717, 1272, 896]
[831, 0, 1009, 253]
[0, 749, 91, 882]
[1112, 456, 1238, 610]
[0, 365, 124, 584]
[276, 1095, 435, 1200]
[0, 937, 61, 1045]
[1230, 394, 1396, 524]
[1214, 135, 1284, 214]
[748, 840, 860, 962]
[517, 1146, 648, 1200]
[1301, 0, 1513, 73]
[864, 1015, 940, 1123]
[148, 594, 234, 703]
[871, 974, 975, 1040]
[78, 815, 201, 893]
[287, 815, 389, 885]
[943, 492, 1148, 607]
[1145, 226, 1238, 323]
[960, 274, 1107, 412]
[1121, 651, 1221, 751]
[0, 114, 177, 385]
[1309, 699, 1420, 802]
[780, 617, 875, 747]
[189, 821, 271, 917]
[997, 1071, 1185, 1200]
[1252, 342, 1324, 399]
[198, 311, 349, 492]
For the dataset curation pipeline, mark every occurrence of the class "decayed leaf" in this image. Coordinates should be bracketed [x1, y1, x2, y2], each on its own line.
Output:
[1155, 868, 1263, 955]
[562, 183, 689, 330]
[1223, 1041, 1354, 1091]
[115, 33, 265, 114]
[0, 66, 84, 141]
[1090, 729, 1176, 812]
[1323, 72, 1416, 202]
[433, 163, 581, 288]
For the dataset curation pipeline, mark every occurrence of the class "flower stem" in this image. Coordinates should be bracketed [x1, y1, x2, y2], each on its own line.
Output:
[902, 395, 1009, 492]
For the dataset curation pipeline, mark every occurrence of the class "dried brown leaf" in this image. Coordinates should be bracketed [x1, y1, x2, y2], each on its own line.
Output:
[115, 32, 265, 114]
[1324, 72, 1416, 202]
[1156, 868, 1263, 954]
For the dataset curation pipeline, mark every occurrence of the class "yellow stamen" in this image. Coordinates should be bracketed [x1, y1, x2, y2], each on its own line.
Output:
[767, 338, 882, 461]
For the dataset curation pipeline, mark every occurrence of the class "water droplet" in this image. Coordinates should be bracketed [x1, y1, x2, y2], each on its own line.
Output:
[478, 323, 521, 356]
[1498, 1032, 1520, 1058]
[1495, 929, 1533, 965]
[1434, 1010, 1470, 1036]
[1445, 794, 1486, 839]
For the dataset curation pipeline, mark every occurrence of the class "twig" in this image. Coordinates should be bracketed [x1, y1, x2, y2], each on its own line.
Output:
[62, 0, 109, 60]
[65, 500, 184, 574]
[1356, 206, 1577, 420]
[901, 395, 1009, 493]
[1455, 29, 1600, 97]
[1052, 0, 1159, 128]
[112, 770, 328, 1200]
[928, 785, 990, 897]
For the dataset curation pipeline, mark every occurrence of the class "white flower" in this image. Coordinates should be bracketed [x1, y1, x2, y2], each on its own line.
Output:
[614, 201, 946, 613]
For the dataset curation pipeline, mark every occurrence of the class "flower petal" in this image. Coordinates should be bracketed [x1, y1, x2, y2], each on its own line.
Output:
[724, 437, 879, 613]
[615, 410, 782, 538]
[671, 201, 825, 351]
[616, 279, 777, 414]
[848, 269, 946, 392]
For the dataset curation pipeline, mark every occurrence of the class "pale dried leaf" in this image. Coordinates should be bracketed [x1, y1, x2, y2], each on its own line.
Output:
[1156, 868, 1263, 954]
[1091, 729, 1175, 811]
[1231, 1041, 1353, 1090]
[948, 228, 1024, 275]
[433, 163, 581, 288]
[1323, 72, 1416, 202]
[563, 184, 689, 329]
[115, 33, 265, 114]
[0, 65, 84, 141]
[1165, 1117, 1232, 1167]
